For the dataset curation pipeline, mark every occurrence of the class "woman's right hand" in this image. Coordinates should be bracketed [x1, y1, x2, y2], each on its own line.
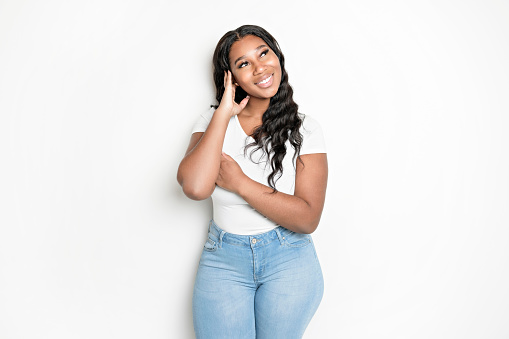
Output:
[177, 70, 250, 200]
[218, 70, 250, 117]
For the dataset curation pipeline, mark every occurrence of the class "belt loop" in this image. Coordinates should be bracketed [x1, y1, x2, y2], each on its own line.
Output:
[219, 230, 225, 248]
[274, 227, 284, 245]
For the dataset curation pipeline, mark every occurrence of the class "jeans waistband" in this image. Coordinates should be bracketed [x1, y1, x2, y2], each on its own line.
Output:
[208, 219, 286, 247]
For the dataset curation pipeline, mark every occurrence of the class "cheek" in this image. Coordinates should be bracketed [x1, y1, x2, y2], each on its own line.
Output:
[230, 70, 245, 83]
[269, 55, 281, 68]
[270, 60, 282, 82]
[236, 74, 253, 88]
[274, 66, 282, 86]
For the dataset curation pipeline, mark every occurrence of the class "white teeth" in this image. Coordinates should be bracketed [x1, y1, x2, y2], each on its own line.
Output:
[258, 74, 272, 84]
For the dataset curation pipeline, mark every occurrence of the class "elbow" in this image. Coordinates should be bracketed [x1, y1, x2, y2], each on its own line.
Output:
[180, 180, 213, 201]
[184, 189, 211, 201]
[177, 169, 212, 201]
[300, 221, 319, 234]
[307, 222, 320, 234]
[298, 213, 322, 234]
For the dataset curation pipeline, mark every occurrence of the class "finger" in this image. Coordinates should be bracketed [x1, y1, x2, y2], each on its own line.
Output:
[231, 73, 238, 87]
[224, 71, 230, 90]
[222, 152, 235, 161]
[227, 70, 232, 86]
[216, 172, 224, 185]
[238, 96, 250, 110]
[219, 155, 229, 167]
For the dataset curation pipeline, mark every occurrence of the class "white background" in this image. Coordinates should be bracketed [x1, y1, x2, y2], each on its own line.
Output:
[1, 0, 508, 338]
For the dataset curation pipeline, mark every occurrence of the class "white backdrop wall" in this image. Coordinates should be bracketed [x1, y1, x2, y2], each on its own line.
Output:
[1, 0, 508, 338]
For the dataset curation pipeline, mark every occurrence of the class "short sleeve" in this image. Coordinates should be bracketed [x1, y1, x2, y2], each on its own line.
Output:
[299, 115, 327, 155]
[191, 107, 216, 134]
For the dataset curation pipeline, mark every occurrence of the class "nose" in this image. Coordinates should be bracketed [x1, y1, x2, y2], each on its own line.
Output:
[253, 61, 266, 75]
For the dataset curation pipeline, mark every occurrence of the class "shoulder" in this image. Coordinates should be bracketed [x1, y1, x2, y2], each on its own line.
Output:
[297, 113, 326, 154]
[298, 113, 323, 134]
[202, 106, 216, 122]
[191, 106, 217, 134]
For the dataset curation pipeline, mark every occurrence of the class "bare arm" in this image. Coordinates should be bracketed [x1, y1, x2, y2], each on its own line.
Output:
[216, 153, 328, 233]
[176, 111, 228, 200]
[176, 71, 249, 200]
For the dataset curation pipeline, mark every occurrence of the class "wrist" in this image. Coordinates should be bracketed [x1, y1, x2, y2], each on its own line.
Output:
[236, 175, 252, 197]
[215, 105, 234, 119]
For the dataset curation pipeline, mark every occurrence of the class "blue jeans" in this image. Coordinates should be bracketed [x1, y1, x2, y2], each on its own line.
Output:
[193, 220, 324, 339]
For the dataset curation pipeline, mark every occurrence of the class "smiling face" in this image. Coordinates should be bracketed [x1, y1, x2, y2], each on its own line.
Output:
[229, 35, 282, 101]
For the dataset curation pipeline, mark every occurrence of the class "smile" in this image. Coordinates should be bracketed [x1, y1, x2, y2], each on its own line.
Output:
[255, 73, 274, 87]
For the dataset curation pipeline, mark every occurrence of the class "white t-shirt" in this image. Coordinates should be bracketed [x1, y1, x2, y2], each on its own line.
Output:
[191, 107, 326, 235]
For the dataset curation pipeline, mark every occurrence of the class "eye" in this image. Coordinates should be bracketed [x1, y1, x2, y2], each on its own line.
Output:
[260, 49, 269, 57]
[238, 61, 248, 68]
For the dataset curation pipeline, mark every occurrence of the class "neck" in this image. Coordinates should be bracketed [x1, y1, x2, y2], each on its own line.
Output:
[240, 96, 270, 119]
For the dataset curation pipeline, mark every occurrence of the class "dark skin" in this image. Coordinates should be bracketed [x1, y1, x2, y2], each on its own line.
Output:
[177, 35, 328, 233]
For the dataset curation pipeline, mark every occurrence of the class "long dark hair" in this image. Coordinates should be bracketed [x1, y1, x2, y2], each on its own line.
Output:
[212, 25, 303, 190]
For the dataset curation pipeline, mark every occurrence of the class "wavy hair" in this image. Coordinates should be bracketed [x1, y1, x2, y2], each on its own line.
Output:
[212, 25, 303, 191]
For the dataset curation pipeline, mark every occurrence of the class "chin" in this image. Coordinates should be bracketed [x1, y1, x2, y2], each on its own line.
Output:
[264, 84, 281, 99]
[267, 86, 280, 99]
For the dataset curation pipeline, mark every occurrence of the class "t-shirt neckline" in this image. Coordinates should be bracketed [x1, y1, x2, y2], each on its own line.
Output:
[235, 115, 255, 140]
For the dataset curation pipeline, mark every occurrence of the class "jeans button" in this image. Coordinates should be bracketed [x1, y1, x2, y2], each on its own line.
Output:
[251, 238, 257, 244]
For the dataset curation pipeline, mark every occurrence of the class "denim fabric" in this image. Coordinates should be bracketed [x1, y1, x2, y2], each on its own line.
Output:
[193, 220, 324, 339]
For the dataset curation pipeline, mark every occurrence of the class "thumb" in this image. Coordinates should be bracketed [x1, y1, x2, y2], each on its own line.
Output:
[221, 152, 234, 161]
[238, 96, 250, 110]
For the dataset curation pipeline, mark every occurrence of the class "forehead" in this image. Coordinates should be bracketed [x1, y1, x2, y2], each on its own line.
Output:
[229, 35, 268, 63]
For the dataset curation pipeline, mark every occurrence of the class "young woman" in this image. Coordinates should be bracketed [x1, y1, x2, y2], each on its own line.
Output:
[177, 25, 328, 339]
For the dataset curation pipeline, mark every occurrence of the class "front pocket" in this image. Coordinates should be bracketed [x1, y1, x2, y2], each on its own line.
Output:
[284, 231, 312, 248]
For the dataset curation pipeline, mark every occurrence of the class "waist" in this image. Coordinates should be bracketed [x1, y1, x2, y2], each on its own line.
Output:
[212, 199, 278, 235]
[208, 219, 288, 247]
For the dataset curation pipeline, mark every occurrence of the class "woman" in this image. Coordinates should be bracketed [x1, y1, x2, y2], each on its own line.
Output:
[177, 25, 328, 338]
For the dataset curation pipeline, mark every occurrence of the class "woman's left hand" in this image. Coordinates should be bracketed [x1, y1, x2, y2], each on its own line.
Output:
[216, 153, 247, 194]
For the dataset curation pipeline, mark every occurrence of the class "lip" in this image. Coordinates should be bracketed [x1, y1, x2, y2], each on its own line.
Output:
[255, 73, 274, 88]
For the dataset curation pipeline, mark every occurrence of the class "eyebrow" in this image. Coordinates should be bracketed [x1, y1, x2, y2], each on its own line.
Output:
[233, 45, 268, 66]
